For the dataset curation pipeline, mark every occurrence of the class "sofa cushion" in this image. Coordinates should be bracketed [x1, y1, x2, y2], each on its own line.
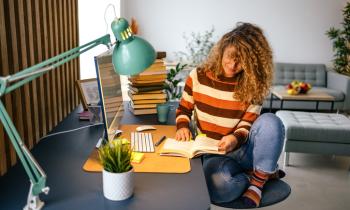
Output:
[276, 111, 350, 144]
[274, 63, 326, 87]
[265, 86, 345, 101]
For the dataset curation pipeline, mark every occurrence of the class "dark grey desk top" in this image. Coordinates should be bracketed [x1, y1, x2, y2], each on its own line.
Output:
[0, 103, 211, 210]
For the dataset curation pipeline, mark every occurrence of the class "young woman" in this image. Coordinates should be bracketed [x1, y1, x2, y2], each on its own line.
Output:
[175, 22, 285, 207]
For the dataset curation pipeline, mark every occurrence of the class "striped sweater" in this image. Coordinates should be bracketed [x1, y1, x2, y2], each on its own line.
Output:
[176, 69, 262, 146]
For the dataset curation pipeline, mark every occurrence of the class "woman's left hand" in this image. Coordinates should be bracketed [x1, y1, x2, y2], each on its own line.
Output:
[218, 134, 238, 153]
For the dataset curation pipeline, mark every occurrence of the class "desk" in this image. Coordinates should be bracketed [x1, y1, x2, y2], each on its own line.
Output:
[0, 102, 211, 210]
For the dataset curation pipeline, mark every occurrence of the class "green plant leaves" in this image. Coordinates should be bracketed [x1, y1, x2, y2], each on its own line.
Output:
[165, 63, 187, 100]
[170, 68, 176, 75]
[172, 80, 180, 87]
[326, 27, 339, 39]
[327, 2, 350, 75]
[98, 140, 132, 173]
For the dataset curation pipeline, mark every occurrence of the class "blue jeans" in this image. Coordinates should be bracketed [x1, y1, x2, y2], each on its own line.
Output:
[202, 113, 285, 203]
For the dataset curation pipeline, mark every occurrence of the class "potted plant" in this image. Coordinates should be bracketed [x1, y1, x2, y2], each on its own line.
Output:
[98, 139, 134, 201]
[326, 2, 350, 76]
[164, 63, 187, 101]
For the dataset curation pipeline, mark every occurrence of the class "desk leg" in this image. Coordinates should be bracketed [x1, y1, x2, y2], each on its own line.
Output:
[269, 93, 273, 112]
[284, 152, 290, 167]
[280, 100, 284, 110]
[316, 101, 319, 112]
[331, 101, 334, 112]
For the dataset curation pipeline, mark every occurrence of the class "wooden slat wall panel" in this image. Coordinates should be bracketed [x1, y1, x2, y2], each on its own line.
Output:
[26, 0, 40, 144]
[47, 0, 58, 127]
[0, 0, 11, 175]
[53, 0, 62, 122]
[3, 1, 17, 167]
[73, 0, 80, 105]
[58, 0, 66, 118]
[63, 0, 69, 116]
[18, 0, 34, 149]
[0, 0, 80, 176]
[68, 0, 73, 109]
[64, 0, 72, 113]
[41, 0, 53, 132]
[34, 0, 47, 139]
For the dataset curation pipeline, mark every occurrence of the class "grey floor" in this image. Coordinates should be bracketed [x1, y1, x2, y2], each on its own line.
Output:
[211, 152, 350, 210]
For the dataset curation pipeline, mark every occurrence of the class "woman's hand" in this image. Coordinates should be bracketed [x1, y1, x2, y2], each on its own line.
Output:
[175, 128, 192, 141]
[218, 134, 238, 152]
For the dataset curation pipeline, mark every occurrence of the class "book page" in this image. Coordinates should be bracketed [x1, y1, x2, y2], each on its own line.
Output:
[161, 138, 193, 157]
[191, 136, 225, 156]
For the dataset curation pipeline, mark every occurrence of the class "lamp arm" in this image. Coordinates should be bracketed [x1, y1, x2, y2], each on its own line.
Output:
[0, 101, 46, 195]
[0, 34, 112, 210]
[1, 34, 112, 96]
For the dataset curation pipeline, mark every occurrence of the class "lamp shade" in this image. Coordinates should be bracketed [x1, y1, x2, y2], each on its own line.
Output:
[111, 18, 156, 75]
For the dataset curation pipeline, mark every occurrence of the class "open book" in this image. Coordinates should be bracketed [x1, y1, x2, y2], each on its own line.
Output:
[160, 135, 225, 158]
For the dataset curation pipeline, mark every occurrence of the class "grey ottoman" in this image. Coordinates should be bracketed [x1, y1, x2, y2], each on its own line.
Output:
[276, 111, 350, 166]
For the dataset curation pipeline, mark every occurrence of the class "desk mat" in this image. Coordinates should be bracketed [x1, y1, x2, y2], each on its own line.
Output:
[83, 124, 191, 173]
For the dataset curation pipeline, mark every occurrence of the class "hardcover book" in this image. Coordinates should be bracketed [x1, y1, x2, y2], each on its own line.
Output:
[128, 84, 165, 93]
[130, 101, 157, 109]
[128, 91, 167, 100]
[128, 106, 157, 115]
[130, 74, 167, 81]
[132, 99, 166, 104]
[160, 135, 225, 158]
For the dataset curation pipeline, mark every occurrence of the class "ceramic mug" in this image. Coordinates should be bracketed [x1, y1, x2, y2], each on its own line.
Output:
[156, 103, 170, 123]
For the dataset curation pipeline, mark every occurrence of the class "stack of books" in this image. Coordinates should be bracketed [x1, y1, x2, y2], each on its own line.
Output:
[128, 53, 167, 115]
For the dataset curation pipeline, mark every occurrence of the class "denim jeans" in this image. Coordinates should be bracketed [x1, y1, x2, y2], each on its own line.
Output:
[202, 113, 285, 203]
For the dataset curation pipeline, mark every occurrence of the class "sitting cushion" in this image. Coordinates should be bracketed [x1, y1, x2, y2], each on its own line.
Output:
[265, 86, 345, 101]
[276, 111, 350, 144]
[213, 180, 291, 209]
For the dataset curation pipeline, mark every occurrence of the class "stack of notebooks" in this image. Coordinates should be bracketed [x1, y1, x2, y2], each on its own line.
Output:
[128, 53, 167, 115]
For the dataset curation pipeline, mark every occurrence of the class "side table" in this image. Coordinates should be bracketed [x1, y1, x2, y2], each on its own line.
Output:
[270, 89, 335, 112]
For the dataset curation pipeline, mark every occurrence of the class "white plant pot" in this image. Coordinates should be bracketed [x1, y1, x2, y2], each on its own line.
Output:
[102, 168, 134, 201]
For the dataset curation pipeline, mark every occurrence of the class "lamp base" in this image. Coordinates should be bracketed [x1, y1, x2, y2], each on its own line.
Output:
[23, 183, 46, 210]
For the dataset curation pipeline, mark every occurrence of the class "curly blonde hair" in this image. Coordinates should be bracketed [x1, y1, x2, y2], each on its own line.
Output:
[198, 22, 273, 105]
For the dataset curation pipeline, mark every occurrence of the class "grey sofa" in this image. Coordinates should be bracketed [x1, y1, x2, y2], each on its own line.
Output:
[263, 63, 350, 112]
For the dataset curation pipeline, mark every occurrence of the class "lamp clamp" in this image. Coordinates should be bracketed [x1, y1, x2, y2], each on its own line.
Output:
[24, 182, 49, 210]
[0, 76, 11, 97]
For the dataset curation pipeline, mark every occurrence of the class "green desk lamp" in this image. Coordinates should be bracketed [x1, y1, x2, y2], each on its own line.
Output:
[112, 18, 156, 75]
[0, 18, 156, 210]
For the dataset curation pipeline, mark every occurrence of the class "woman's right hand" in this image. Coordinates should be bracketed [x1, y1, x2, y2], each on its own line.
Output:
[175, 127, 192, 141]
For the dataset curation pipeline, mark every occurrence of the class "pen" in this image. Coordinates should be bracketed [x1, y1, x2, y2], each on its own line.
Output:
[154, 135, 167, 146]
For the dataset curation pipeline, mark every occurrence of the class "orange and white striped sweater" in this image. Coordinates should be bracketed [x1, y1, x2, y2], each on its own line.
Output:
[176, 69, 262, 146]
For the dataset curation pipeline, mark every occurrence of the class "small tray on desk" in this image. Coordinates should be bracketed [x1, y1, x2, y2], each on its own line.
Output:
[83, 124, 191, 173]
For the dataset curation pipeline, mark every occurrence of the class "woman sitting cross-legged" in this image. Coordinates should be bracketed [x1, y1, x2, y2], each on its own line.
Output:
[175, 22, 285, 207]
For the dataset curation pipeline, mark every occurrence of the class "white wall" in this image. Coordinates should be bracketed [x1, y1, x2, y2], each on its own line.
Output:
[78, 0, 120, 79]
[123, 0, 347, 66]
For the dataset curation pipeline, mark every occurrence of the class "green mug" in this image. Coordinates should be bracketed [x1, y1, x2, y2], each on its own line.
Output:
[156, 103, 170, 123]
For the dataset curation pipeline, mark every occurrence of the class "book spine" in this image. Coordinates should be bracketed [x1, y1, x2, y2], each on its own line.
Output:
[128, 84, 165, 93]
[128, 91, 166, 100]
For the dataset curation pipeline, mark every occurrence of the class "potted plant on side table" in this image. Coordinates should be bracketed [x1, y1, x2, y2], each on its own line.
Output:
[99, 139, 134, 201]
[326, 2, 350, 76]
